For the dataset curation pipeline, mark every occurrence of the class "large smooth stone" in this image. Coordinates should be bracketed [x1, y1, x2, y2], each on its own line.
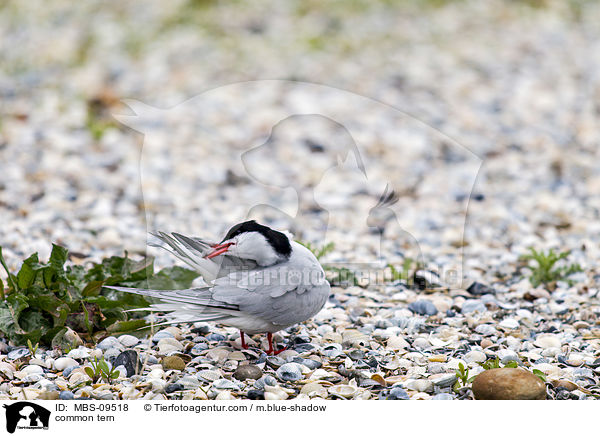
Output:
[472, 368, 546, 400]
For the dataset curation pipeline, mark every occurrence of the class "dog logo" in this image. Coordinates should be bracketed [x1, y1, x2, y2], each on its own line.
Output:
[3, 402, 50, 433]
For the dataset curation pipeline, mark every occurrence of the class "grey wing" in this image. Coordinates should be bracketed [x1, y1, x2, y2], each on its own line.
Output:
[150, 231, 258, 280]
[211, 265, 330, 326]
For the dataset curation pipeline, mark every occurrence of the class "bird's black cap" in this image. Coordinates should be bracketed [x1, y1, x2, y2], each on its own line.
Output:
[222, 220, 292, 257]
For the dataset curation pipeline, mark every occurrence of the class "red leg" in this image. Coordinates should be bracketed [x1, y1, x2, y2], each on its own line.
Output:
[266, 332, 287, 355]
[240, 330, 248, 350]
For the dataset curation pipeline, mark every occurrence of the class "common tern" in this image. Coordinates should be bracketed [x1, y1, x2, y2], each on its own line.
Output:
[104, 220, 330, 354]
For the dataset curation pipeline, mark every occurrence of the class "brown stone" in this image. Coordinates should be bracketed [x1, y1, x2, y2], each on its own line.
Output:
[480, 339, 493, 349]
[233, 364, 263, 381]
[472, 368, 546, 400]
[162, 355, 186, 371]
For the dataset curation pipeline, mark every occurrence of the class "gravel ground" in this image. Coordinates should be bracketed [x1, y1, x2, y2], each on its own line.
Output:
[0, 0, 599, 400]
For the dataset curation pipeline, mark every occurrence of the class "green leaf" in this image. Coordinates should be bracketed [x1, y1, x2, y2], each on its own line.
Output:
[503, 360, 518, 368]
[18, 329, 44, 345]
[28, 293, 67, 318]
[532, 369, 547, 382]
[82, 280, 103, 297]
[81, 301, 93, 336]
[49, 244, 68, 269]
[84, 367, 95, 379]
[154, 266, 199, 289]
[16, 253, 39, 289]
[127, 266, 199, 290]
[467, 376, 476, 383]
[106, 319, 147, 334]
[0, 294, 29, 337]
[19, 309, 50, 332]
[98, 359, 110, 374]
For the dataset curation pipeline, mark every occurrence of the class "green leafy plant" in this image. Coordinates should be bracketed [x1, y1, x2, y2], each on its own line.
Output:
[479, 357, 519, 370]
[387, 257, 425, 288]
[479, 357, 501, 370]
[520, 248, 583, 287]
[324, 266, 359, 287]
[453, 362, 476, 392]
[296, 241, 359, 287]
[0, 244, 199, 347]
[479, 358, 546, 382]
[532, 369, 547, 382]
[26, 339, 39, 358]
[84, 356, 120, 384]
[296, 241, 335, 260]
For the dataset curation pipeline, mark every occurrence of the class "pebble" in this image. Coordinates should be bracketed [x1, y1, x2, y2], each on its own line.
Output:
[472, 368, 546, 400]
[461, 300, 486, 314]
[22, 365, 44, 375]
[475, 324, 497, 336]
[386, 387, 410, 400]
[118, 335, 140, 347]
[499, 318, 519, 329]
[432, 393, 455, 400]
[534, 334, 562, 349]
[300, 382, 328, 397]
[114, 350, 141, 377]
[54, 358, 79, 371]
[233, 365, 263, 381]
[329, 384, 358, 399]
[466, 282, 495, 296]
[7, 348, 30, 360]
[209, 379, 238, 392]
[67, 347, 91, 359]
[152, 331, 175, 343]
[165, 383, 184, 394]
[480, 339, 493, 349]
[386, 335, 409, 350]
[190, 343, 208, 355]
[404, 379, 433, 393]
[464, 350, 487, 364]
[497, 349, 520, 364]
[59, 391, 75, 400]
[264, 385, 288, 400]
[429, 373, 457, 388]
[275, 363, 304, 382]
[246, 389, 265, 400]
[408, 300, 438, 316]
[206, 333, 226, 342]
[162, 356, 186, 371]
[97, 337, 121, 351]
[157, 338, 184, 354]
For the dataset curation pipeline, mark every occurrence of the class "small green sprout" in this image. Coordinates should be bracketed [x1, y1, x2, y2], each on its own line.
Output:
[453, 362, 476, 392]
[296, 241, 335, 260]
[84, 356, 120, 384]
[520, 248, 583, 287]
[26, 339, 39, 358]
[532, 369, 547, 382]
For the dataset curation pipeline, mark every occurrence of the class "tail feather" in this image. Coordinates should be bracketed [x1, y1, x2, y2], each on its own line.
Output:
[105, 285, 239, 326]
[104, 285, 239, 313]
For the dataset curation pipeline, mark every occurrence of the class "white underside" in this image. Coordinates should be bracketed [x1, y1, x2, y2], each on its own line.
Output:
[150, 303, 289, 334]
[219, 313, 289, 334]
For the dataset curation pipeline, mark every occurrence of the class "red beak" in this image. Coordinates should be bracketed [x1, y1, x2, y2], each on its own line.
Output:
[205, 242, 234, 259]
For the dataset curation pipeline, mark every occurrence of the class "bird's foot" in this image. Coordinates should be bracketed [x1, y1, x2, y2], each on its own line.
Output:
[266, 332, 286, 355]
